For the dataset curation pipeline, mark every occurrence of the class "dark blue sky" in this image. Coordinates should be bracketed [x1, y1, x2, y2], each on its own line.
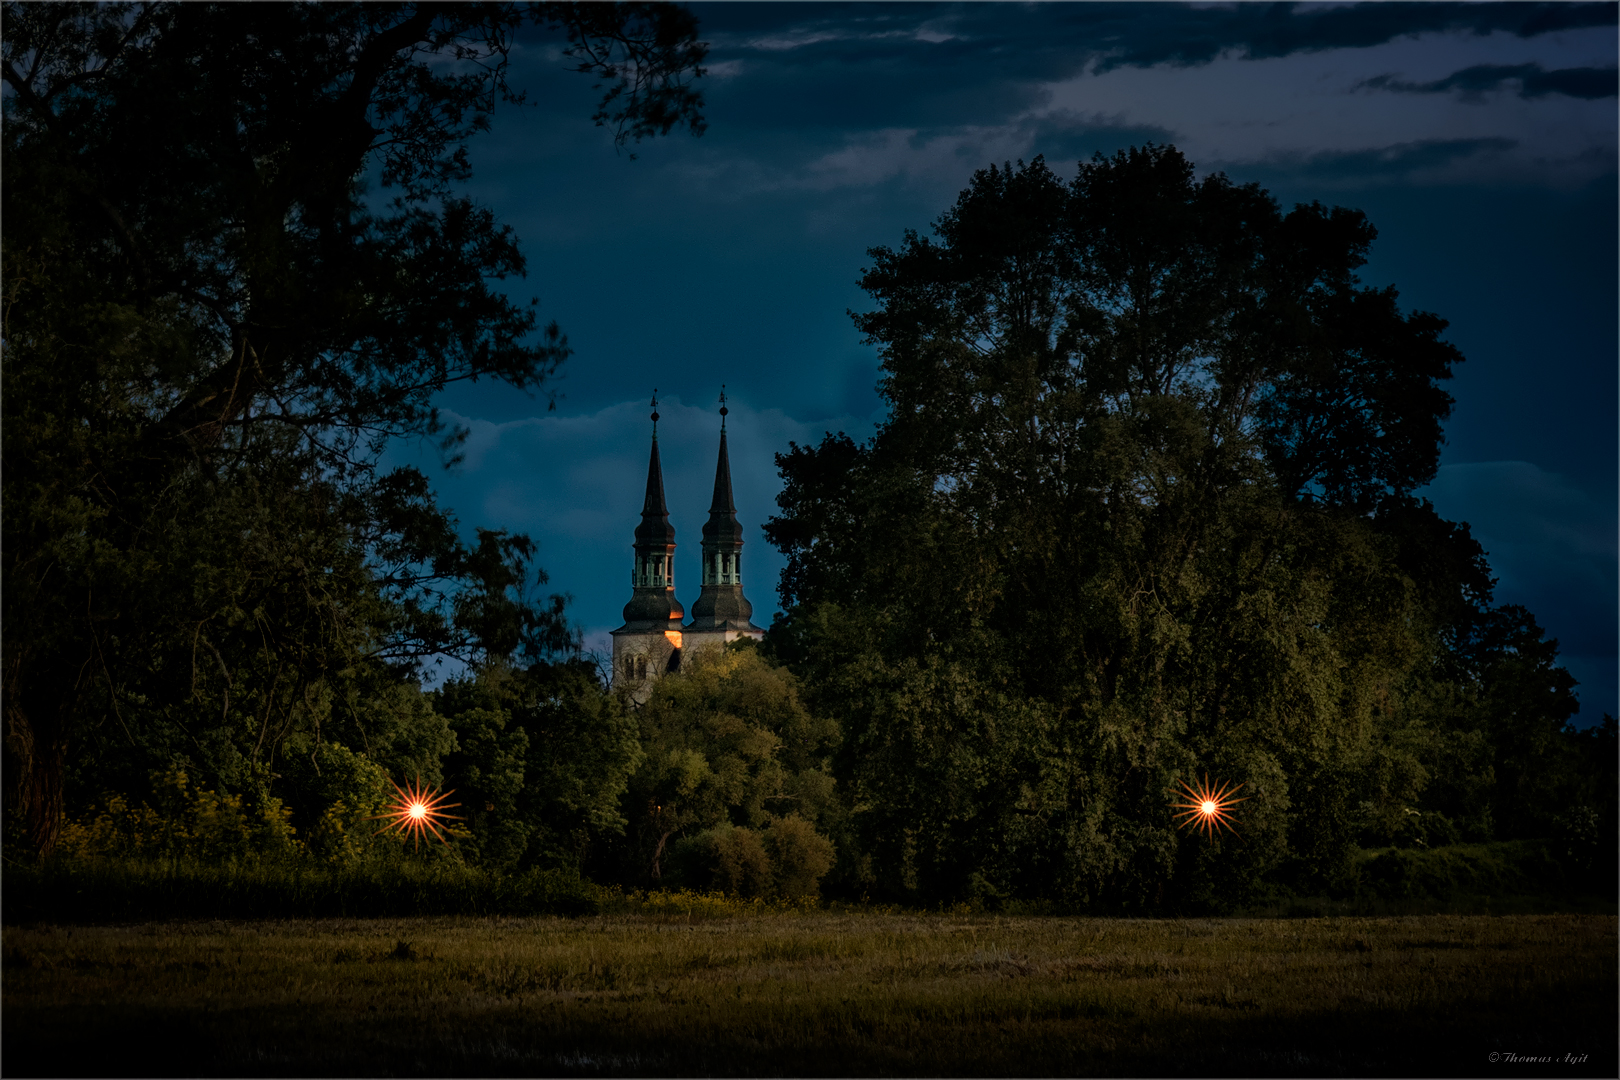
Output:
[385, 2, 1618, 722]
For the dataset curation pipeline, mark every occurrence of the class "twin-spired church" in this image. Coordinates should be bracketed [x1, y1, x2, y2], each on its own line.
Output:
[611, 395, 763, 702]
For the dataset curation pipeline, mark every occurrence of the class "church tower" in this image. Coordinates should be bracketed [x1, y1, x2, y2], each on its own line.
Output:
[610, 394, 685, 702]
[684, 389, 763, 656]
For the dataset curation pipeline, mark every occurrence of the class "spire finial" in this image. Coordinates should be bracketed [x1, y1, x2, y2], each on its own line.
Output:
[718, 385, 728, 432]
[650, 389, 660, 437]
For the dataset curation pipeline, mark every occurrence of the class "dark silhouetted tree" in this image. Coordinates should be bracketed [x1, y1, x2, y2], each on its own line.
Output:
[2, 2, 707, 856]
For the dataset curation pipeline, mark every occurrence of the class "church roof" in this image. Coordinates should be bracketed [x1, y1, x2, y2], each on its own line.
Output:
[633, 417, 676, 549]
[701, 427, 745, 547]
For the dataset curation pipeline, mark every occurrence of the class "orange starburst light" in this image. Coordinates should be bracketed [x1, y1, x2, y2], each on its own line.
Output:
[1173, 774, 1247, 839]
[371, 775, 462, 850]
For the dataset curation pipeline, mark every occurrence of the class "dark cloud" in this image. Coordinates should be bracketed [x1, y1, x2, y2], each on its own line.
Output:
[1249, 138, 1519, 184]
[644, 3, 1620, 140]
[1014, 111, 1178, 168]
[702, 60, 1054, 131]
[687, 2, 1617, 76]
[1359, 63, 1619, 101]
[1083, 2, 1618, 70]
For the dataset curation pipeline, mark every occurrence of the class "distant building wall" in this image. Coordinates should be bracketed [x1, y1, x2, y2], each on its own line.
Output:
[610, 629, 682, 705]
[681, 626, 763, 660]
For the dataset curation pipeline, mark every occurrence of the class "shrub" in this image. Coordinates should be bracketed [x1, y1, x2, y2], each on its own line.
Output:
[765, 814, 835, 898]
[714, 827, 773, 896]
[666, 817, 837, 899]
[56, 764, 295, 862]
[299, 745, 402, 866]
[668, 825, 773, 897]
[1356, 840, 1569, 902]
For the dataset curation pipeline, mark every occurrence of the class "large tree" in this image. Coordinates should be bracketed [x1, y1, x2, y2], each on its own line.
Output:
[2, 2, 707, 856]
[767, 147, 1584, 908]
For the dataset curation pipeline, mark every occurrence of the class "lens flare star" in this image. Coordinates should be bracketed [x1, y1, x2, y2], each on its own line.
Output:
[371, 775, 462, 850]
[1173, 774, 1247, 839]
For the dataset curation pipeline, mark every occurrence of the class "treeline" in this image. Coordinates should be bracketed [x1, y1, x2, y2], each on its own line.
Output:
[0, 3, 842, 906]
[3, 6, 1610, 914]
[45, 646, 844, 902]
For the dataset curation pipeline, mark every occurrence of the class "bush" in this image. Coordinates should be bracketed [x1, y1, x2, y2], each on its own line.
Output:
[666, 816, 837, 899]
[1356, 840, 1571, 902]
[670, 825, 773, 897]
[765, 814, 835, 898]
[299, 745, 404, 866]
[1387, 807, 1462, 850]
[712, 827, 773, 896]
[1553, 804, 1609, 888]
[56, 764, 296, 863]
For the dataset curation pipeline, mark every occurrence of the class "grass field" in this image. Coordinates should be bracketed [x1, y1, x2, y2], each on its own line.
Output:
[3, 911, 1614, 1077]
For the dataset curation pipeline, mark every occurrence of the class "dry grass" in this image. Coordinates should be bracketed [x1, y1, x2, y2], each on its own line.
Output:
[3, 911, 1614, 1077]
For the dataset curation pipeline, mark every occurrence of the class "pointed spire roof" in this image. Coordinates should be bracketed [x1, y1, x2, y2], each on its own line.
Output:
[688, 387, 760, 634]
[702, 388, 744, 546]
[634, 392, 676, 548]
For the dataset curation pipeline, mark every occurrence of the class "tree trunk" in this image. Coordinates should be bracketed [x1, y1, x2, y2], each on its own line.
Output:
[22, 729, 68, 858]
[650, 828, 676, 881]
[4, 652, 82, 860]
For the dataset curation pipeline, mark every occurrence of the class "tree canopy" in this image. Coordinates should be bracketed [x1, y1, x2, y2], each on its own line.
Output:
[609, 644, 840, 897]
[765, 147, 1606, 908]
[2, 1, 707, 856]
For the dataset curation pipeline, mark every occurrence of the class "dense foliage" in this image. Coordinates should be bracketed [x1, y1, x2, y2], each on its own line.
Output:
[2, 1, 706, 858]
[435, 660, 643, 870]
[603, 644, 840, 898]
[764, 148, 1615, 909]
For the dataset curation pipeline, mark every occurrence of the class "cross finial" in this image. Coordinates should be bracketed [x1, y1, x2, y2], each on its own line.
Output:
[650, 389, 660, 436]
[718, 385, 728, 431]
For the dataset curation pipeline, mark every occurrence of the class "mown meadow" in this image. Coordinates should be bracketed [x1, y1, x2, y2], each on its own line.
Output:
[4, 908, 1614, 1078]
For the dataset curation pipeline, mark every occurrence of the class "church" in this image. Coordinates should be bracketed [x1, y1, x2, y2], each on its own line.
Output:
[610, 393, 763, 701]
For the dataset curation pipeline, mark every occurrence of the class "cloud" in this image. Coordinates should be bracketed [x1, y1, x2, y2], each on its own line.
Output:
[753, 113, 1174, 194]
[1419, 460, 1617, 719]
[1086, 2, 1618, 70]
[1237, 137, 1521, 187]
[670, 3, 1617, 138]
[501, 1, 1614, 204]
[1018, 111, 1180, 167]
[689, 2, 1618, 79]
[1358, 63, 1618, 101]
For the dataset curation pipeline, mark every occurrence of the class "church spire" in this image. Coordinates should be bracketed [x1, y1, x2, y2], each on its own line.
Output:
[703, 387, 742, 544]
[634, 391, 676, 548]
[617, 391, 683, 633]
[688, 386, 761, 639]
